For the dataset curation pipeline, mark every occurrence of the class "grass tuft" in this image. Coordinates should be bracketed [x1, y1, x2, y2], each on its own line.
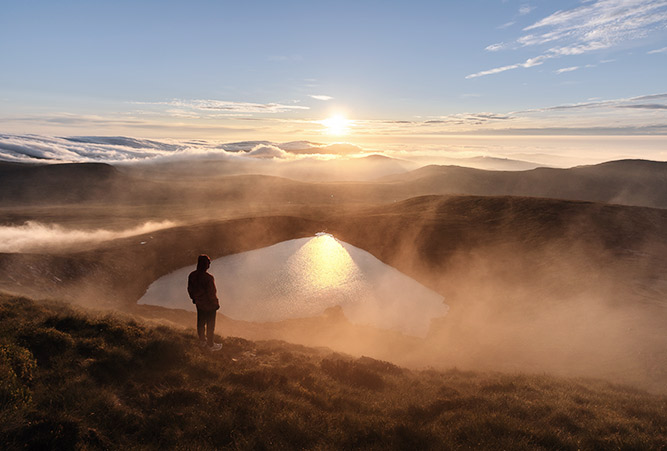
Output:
[321, 357, 386, 390]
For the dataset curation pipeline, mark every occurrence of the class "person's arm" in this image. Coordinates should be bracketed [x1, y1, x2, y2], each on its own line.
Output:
[187, 273, 194, 298]
[207, 275, 218, 302]
[187, 273, 198, 303]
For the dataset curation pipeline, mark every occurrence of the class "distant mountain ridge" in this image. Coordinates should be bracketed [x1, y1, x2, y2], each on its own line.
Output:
[380, 159, 667, 208]
[1, 158, 666, 208]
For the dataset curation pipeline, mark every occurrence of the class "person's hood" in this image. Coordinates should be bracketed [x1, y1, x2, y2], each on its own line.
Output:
[196, 254, 210, 271]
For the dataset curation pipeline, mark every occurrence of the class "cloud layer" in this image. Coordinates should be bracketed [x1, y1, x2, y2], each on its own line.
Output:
[1, 92, 664, 166]
[0, 134, 365, 164]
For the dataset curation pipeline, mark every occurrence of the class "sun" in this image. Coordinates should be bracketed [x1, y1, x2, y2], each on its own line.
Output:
[321, 114, 351, 136]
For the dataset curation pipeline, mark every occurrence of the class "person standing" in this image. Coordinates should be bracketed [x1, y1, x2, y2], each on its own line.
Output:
[188, 254, 222, 351]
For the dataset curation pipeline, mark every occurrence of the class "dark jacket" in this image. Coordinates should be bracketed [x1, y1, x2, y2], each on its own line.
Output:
[188, 270, 219, 312]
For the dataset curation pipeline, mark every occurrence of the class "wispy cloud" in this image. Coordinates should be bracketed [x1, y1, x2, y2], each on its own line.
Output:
[556, 66, 579, 74]
[469, 0, 667, 78]
[466, 55, 549, 78]
[498, 21, 516, 29]
[466, 65, 518, 78]
[648, 46, 667, 54]
[519, 4, 534, 15]
[353, 93, 667, 137]
[0, 112, 257, 136]
[145, 99, 310, 114]
[485, 43, 507, 52]
[165, 109, 201, 119]
[513, 93, 667, 113]
[470, 113, 513, 120]
[1, 113, 143, 127]
[309, 95, 334, 101]
[420, 112, 514, 126]
[619, 104, 667, 110]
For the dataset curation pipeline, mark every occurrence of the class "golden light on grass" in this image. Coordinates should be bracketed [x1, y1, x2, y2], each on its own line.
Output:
[286, 233, 357, 291]
[321, 114, 352, 136]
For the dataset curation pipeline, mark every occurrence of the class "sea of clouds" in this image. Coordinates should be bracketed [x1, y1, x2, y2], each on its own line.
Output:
[0, 134, 366, 164]
[0, 133, 567, 171]
[4, 132, 664, 173]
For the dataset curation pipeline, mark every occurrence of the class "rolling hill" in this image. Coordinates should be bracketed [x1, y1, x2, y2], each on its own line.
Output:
[1, 192, 666, 390]
[2, 294, 666, 450]
[381, 159, 667, 208]
[1, 159, 666, 210]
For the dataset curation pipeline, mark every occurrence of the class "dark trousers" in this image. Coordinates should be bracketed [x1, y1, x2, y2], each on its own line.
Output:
[196, 308, 217, 346]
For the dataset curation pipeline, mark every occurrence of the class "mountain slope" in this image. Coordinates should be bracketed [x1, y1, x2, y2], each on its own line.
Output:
[2, 159, 666, 208]
[0, 162, 152, 206]
[381, 159, 667, 208]
[2, 195, 666, 390]
[2, 295, 666, 450]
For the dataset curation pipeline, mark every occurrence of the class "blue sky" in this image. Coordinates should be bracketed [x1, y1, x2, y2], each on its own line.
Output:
[1, 0, 666, 157]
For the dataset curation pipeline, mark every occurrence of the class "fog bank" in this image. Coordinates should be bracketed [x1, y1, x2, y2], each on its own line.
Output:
[0, 221, 177, 253]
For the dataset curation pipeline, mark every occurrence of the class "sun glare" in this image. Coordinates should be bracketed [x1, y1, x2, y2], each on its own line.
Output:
[321, 114, 351, 136]
[286, 233, 358, 291]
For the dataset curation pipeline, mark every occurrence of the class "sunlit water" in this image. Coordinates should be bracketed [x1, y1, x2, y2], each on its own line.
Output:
[139, 234, 448, 336]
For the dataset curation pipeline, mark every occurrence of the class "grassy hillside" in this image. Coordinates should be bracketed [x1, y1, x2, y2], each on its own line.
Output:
[2, 195, 666, 393]
[2, 295, 666, 450]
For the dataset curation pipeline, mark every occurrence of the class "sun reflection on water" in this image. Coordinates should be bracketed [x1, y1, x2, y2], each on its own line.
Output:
[285, 233, 360, 291]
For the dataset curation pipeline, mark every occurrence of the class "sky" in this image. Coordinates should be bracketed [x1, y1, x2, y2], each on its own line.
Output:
[1, 0, 666, 162]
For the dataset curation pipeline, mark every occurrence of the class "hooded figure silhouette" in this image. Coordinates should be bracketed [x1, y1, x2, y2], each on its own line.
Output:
[187, 254, 222, 351]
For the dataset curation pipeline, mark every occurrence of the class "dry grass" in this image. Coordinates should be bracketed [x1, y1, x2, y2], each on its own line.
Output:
[1, 294, 666, 450]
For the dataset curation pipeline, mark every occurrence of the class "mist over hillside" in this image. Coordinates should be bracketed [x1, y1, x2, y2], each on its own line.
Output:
[1, 139, 666, 445]
[2, 156, 667, 210]
[1, 174, 666, 391]
[1, 138, 667, 392]
[4, 0, 667, 447]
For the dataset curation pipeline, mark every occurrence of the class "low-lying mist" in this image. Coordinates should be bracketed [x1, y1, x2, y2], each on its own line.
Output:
[312, 197, 667, 392]
[220, 236, 665, 392]
[0, 220, 177, 253]
[420, 245, 664, 390]
[126, 216, 666, 392]
[1, 174, 665, 393]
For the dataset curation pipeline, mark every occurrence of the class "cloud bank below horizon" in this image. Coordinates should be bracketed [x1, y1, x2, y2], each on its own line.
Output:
[0, 134, 366, 165]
